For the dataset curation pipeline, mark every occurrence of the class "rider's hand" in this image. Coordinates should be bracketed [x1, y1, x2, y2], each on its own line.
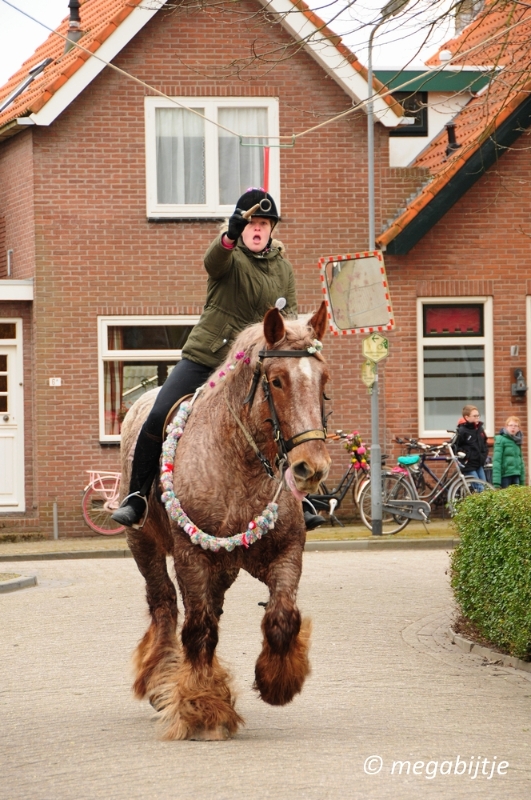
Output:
[226, 209, 249, 242]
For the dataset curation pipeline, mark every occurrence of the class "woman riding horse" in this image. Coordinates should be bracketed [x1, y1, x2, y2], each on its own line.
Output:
[112, 188, 324, 531]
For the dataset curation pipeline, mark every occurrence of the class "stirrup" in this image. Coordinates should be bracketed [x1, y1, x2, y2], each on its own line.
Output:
[119, 491, 149, 530]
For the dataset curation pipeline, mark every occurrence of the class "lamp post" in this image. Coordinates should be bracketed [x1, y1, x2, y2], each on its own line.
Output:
[367, 0, 410, 535]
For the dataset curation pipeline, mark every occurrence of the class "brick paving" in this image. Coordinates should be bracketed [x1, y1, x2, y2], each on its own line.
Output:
[2, 550, 531, 799]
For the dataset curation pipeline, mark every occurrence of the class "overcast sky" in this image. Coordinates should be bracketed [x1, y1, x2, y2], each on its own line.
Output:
[0, 0, 454, 89]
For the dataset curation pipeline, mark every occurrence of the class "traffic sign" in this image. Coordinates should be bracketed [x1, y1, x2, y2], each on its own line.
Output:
[361, 359, 376, 388]
[362, 333, 389, 363]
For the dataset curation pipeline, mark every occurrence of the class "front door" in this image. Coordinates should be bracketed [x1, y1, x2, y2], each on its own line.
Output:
[0, 321, 25, 511]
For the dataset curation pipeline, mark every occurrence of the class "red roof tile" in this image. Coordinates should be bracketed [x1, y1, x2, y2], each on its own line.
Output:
[0, 0, 145, 131]
[378, 0, 531, 248]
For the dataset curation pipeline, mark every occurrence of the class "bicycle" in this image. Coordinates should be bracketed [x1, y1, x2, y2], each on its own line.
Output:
[358, 434, 493, 535]
[304, 430, 375, 526]
[82, 471, 125, 535]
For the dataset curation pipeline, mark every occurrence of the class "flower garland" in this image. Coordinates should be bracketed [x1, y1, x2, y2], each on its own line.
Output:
[205, 339, 323, 391]
[344, 431, 369, 471]
[160, 400, 279, 552]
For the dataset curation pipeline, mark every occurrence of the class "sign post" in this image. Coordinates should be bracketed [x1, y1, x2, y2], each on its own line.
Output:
[362, 334, 389, 536]
[317, 252, 394, 536]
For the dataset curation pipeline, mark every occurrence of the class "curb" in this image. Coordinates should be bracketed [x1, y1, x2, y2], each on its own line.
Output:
[305, 537, 458, 551]
[0, 574, 37, 593]
[0, 538, 459, 562]
[0, 549, 133, 563]
[449, 627, 531, 674]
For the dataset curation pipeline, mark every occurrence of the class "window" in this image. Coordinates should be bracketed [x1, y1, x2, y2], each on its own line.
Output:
[98, 316, 199, 442]
[389, 92, 428, 137]
[417, 299, 493, 437]
[145, 97, 280, 218]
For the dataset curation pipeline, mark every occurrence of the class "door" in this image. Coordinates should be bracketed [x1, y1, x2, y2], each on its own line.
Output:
[0, 326, 25, 511]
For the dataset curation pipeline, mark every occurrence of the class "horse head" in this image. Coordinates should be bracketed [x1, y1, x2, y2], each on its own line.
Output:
[252, 301, 331, 493]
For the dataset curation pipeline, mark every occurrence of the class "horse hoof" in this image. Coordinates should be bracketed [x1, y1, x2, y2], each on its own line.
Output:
[189, 726, 231, 741]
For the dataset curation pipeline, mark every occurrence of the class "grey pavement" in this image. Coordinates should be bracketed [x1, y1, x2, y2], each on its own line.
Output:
[2, 550, 530, 800]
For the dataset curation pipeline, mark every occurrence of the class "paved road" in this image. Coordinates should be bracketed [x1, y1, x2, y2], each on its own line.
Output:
[2, 551, 530, 799]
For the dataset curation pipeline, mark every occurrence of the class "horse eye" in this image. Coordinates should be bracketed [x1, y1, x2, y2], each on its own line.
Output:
[272, 377, 282, 388]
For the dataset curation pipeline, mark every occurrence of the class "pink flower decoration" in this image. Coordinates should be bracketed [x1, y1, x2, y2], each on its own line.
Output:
[248, 521, 256, 529]
[244, 357, 251, 364]
[236, 351, 245, 360]
[353, 461, 361, 470]
[209, 381, 216, 388]
[357, 445, 366, 455]
[218, 370, 226, 378]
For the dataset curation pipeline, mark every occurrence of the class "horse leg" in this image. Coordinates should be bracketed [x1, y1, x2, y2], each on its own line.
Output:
[126, 528, 180, 712]
[253, 548, 312, 706]
[159, 555, 243, 741]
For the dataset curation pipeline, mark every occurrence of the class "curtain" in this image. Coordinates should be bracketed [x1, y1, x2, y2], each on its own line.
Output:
[104, 327, 124, 436]
[156, 108, 205, 204]
[218, 108, 267, 204]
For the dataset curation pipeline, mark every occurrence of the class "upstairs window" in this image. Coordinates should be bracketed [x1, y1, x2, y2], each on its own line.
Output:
[145, 97, 280, 218]
[389, 91, 428, 137]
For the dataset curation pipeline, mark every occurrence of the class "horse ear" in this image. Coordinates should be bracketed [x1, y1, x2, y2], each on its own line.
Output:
[308, 301, 327, 341]
[263, 307, 285, 347]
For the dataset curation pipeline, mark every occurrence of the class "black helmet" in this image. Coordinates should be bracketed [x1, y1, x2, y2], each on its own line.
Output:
[234, 188, 279, 224]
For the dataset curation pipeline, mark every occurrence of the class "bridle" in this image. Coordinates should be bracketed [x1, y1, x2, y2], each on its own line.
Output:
[224, 346, 330, 479]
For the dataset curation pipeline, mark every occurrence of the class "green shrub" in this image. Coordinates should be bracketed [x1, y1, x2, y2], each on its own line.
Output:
[451, 486, 531, 660]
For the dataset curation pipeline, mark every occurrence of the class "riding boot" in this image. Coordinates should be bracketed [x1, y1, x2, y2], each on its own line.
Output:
[304, 509, 325, 530]
[111, 428, 163, 527]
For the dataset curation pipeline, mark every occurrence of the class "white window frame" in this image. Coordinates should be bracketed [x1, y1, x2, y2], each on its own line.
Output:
[417, 297, 494, 438]
[97, 315, 200, 442]
[145, 96, 280, 218]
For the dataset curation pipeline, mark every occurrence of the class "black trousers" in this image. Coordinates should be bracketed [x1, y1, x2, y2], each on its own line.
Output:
[142, 358, 213, 439]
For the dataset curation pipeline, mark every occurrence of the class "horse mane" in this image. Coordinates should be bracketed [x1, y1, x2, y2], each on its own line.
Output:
[199, 314, 323, 408]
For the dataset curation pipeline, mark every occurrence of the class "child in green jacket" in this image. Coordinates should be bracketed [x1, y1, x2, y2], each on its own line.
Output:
[492, 416, 526, 488]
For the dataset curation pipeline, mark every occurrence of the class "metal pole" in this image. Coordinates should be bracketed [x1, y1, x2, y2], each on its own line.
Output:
[53, 501, 59, 540]
[367, 25, 382, 535]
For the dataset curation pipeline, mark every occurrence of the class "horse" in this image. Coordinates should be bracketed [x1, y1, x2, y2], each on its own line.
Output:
[121, 302, 331, 740]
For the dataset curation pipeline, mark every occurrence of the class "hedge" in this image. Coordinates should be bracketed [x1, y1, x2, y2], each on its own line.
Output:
[451, 486, 531, 660]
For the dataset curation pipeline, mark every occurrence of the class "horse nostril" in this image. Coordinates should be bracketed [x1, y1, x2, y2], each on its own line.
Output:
[292, 461, 313, 481]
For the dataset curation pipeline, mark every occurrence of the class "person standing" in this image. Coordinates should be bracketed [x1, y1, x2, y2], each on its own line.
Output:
[492, 416, 525, 488]
[455, 404, 489, 482]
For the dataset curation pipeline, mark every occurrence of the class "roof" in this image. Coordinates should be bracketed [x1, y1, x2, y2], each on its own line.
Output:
[378, 0, 531, 254]
[374, 68, 491, 93]
[0, 0, 151, 138]
[0, 0, 402, 142]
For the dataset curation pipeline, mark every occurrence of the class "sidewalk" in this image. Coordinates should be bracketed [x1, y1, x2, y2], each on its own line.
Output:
[0, 518, 459, 562]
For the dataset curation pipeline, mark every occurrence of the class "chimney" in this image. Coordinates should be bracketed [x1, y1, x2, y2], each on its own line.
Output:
[64, 0, 84, 53]
[445, 123, 461, 158]
[455, 0, 485, 35]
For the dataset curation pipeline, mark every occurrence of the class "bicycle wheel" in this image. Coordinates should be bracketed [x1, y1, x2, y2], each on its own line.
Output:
[82, 480, 125, 535]
[447, 476, 493, 515]
[351, 471, 369, 508]
[358, 473, 414, 535]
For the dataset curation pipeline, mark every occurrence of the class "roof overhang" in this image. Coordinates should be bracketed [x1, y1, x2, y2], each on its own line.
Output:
[256, 0, 402, 127]
[0, 280, 34, 301]
[383, 92, 531, 255]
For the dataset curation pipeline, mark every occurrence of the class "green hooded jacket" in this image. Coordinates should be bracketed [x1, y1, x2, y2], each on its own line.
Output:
[182, 234, 297, 370]
[492, 430, 525, 486]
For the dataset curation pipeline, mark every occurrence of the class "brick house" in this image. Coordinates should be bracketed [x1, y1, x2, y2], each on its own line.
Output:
[0, 0, 409, 535]
[1, 0, 530, 537]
